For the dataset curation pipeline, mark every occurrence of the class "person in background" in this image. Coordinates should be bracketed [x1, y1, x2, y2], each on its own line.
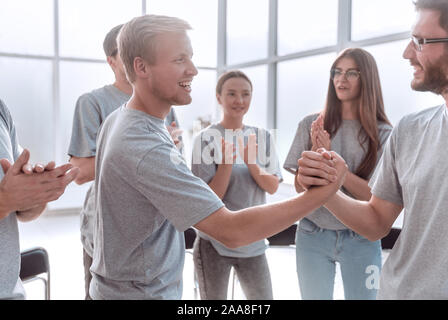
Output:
[191, 70, 282, 300]
[0, 99, 78, 299]
[284, 48, 392, 299]
[68, 24, 182, 299]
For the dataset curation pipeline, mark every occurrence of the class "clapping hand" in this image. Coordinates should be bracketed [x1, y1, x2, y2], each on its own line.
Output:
[237, 134, 258, 165]
[0, 149, 79, 215]
[221, 138, 236, 165]
[311, 114, 331, 152]
[166, 121, 183, 149]
[20, 159, 56, 175]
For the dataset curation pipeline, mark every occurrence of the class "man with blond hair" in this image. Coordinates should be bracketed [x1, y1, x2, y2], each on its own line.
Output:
[68, 24, 182, 300]
[90, 14, 347, 300]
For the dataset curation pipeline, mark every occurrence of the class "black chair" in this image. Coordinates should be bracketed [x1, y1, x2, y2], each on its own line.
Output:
[184, 227, 197, 250]
[267, 224, 297, 246]
[184, 228, 199, 299]
[20, 247, 50, 300]
[381, 228, 401, 250]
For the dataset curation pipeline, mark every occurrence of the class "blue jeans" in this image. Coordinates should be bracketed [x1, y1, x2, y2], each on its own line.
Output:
[296, 219, 382, 300]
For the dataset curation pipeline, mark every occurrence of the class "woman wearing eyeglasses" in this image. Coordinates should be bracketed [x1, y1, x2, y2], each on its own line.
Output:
[283, 48, 393, 300]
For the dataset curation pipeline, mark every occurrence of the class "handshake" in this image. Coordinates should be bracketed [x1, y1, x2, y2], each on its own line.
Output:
[296, 149, 348, 193]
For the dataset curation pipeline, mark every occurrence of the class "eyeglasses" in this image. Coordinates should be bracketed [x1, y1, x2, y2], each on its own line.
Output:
[411, 35, 448, 52]
[330, 69, 361, 81]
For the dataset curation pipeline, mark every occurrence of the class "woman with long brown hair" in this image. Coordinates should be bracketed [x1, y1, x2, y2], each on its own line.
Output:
[283, 48, 392, 299]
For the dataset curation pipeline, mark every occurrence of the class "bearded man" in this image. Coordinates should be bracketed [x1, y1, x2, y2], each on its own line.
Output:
[297, 0, 448, 299]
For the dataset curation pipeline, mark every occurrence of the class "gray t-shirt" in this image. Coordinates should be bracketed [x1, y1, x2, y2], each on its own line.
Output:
[68, 84, 180, 257]
[68, 85, 130, 257]
[90, 105, 224, 300]
[191, 123, 283, 258]
[369, 105, 448, 300]
[0, 99, 25, 300]
[284, 113, 392, 230]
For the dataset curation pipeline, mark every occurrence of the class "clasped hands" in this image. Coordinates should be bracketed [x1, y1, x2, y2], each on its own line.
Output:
[0, 149, 79, 215]
[297, 114, 348, 191]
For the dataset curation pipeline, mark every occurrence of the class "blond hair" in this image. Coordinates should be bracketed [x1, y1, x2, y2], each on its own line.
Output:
[118, 14, 192, 83]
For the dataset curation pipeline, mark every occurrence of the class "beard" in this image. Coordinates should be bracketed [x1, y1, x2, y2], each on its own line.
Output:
[411, 53, 448, 95]
[151, 79, 192, 107]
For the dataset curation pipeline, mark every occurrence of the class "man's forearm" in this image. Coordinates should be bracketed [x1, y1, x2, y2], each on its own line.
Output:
[227, 182, 338, 247]
[342, 171, 372, 201]
[324, 191, 388, 241]
[197, 149, 347, 249]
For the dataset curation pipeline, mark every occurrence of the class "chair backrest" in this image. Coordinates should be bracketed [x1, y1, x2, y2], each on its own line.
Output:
[20, 247, 50, 281]
[184, 228, 197, 250]
[20, 247, 50, 300]
[267, 224, 296, 246]
[381, 228, 401, 250]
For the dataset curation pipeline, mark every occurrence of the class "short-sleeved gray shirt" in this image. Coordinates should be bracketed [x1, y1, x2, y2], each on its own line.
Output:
[68, 85, 130, 257]
[68, 85, 180, 257]
[90, 105, 224, 300]
[191, 123, 283, 258]
[284, 113, 392, 230]
[369, 105, 448, 300]
[0, 99, 24, 300]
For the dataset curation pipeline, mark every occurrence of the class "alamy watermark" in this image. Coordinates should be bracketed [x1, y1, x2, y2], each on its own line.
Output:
[171, 128, 279, 175]
[365, 265, 381, 290]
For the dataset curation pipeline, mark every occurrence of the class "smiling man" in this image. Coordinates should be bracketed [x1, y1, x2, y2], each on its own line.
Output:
[67, 24, 183, 300]
[297, 0, 448, 299]
[89, 14, 348, 300]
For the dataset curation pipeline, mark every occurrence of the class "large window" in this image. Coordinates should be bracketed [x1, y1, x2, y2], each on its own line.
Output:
[148, 0, 218, 67]
[0, 0, 442, 217]
[226, 0, 269, 65]
[58, 0, 142, 60]
[351, 0, 415, 41]
[278, 0, 338, 55]
[0, 0, 54, 56]
[0, 0, 218, 210]
[0, 57, 54, 164]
